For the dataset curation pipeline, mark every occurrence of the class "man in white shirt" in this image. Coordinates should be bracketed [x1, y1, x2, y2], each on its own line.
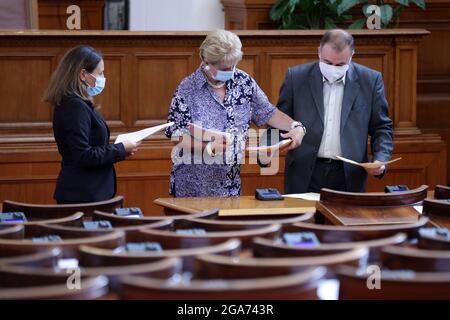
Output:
[274, 29, 393, 193]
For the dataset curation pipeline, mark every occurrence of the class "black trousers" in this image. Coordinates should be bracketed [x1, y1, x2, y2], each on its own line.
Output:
[308, 159, 347, 193]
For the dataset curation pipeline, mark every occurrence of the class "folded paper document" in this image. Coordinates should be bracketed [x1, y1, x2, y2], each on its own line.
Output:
[283, 193, 320, 201]
[246, 139, 292, 152]
[335, 155, 402, 169]
[114, 122, 174, 144]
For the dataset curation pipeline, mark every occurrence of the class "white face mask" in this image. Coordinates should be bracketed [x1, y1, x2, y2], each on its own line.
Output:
[319, 61, 350, 83]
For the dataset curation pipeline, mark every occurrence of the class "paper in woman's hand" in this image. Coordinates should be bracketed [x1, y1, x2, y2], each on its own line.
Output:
[246, 139, 292, 152]
[114, 122, 174, 144]
[335, 155, 402, 169]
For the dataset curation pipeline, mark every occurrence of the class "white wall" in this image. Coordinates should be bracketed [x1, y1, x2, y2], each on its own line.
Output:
[129, 0, 224, 31]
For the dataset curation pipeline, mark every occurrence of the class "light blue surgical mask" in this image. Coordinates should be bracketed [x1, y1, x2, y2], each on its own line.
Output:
[204, 64, 236, 83]
[213, 66, 235, 82]
[86, 73, 106, 96]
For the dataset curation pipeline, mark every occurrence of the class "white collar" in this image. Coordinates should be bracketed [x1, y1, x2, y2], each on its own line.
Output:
[322, 74, 346, 85]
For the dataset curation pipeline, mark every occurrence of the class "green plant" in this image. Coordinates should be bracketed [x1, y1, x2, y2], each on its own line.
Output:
[270, 0, 352, 29]
[270, 0, 426, 29]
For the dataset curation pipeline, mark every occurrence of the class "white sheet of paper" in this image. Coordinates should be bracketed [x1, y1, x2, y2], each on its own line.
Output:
[246, 139, 292, 152]
[114, 122, 174, 144]
[413, 205, 423, 214]
[188, 123, 233, 141]
[317, 279, 339, 300]
[335, 155, 402, 169]
[57, 258, 79, 269]
[282, 192, 320, 201]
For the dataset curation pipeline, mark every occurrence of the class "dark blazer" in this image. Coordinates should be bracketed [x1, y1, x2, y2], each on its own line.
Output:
[52, 96, 126, 202]
[277, 61, 393, 193]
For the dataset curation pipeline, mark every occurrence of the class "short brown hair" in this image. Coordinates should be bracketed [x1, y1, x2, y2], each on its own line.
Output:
[43, 46, 103, 106]
[320, 29, 354, 52]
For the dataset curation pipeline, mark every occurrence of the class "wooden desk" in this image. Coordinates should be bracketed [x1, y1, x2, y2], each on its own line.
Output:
[154, 196, 316, 217]
[315, 190, 435, 226]
[315, 202, 421, 226]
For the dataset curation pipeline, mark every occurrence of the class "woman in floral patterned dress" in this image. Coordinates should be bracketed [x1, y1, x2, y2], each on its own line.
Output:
[165, 29, 306, 197]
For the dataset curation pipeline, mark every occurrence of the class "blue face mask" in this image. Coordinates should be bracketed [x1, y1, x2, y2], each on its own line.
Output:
[213, 66, 235, 82]
[86, 73, 106, 96]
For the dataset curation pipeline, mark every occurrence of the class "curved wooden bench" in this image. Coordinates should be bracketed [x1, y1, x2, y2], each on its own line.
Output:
[2, 196, 124, 219]
[1, 212, 84, 237]
[193, 247, 368, 279]
[418, 229, 450, 250]
[0, 224, 24, 239]
[0, 275, 109, 300]
[0, 230, 125, 258]
[422, 199, 450, 228]
[252, 233, 407, 262]
[0, 257, 181, 290]
[135, 224, 281, 249]
[31, 219, 174, 238]
[337, 265, 450, 299]
[91, 208, 219, 227]
[435, 185, 450, 200]
[381, 245, 450, 272]
[176, 212, 315, 231]
[79, 239, 241, 271]
[319, 185, 428, 207]
[0, 248, 61, 267]
[285, 217, 428, 242]
[118, 267, 326, 300]
[423, 199, 450, 216]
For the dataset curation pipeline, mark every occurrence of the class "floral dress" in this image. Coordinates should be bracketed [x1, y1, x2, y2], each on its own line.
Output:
[165, 66, 276, 197]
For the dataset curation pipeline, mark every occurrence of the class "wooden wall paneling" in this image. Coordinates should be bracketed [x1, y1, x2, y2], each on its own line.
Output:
[404, 2, 450, 184]
[96, 52, 128, 129]
[266, 51, 317, 104]
[394, 43, 420, 135]
[222, 0, 277, 30]
[134, 52, 197, 127]
[221, 0, 450, 184]
[0, 51, 57, 133]
[0, 30, 446, 216]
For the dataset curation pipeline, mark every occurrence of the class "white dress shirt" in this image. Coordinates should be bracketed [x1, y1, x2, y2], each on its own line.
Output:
[317, 75, 346, 159]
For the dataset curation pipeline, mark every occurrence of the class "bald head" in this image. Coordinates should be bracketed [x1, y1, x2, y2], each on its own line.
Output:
[320, 29, 354, 53]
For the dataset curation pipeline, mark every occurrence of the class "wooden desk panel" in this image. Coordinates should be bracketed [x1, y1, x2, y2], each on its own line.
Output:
[154, 196, 316, 217]
[315, 202, 421, 226]
[427, 215, 450, 229]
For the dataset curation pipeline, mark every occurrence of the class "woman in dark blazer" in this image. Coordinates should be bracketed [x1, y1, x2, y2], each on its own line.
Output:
[44, 46, 139, 204]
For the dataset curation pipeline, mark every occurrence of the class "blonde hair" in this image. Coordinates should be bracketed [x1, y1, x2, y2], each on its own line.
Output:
[199, 29, 243, 66]
[43, 46, 103, 106]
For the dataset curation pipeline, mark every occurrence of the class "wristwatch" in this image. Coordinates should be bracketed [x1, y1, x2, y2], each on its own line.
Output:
[290, 121, 306, 135]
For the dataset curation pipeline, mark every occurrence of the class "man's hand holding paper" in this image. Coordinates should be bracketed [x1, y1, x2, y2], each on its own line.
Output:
[335, 156, 402, 176]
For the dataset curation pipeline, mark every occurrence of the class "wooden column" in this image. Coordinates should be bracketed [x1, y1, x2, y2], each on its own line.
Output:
[394, 40, 420, 135]
[221, 0, 276, 30]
